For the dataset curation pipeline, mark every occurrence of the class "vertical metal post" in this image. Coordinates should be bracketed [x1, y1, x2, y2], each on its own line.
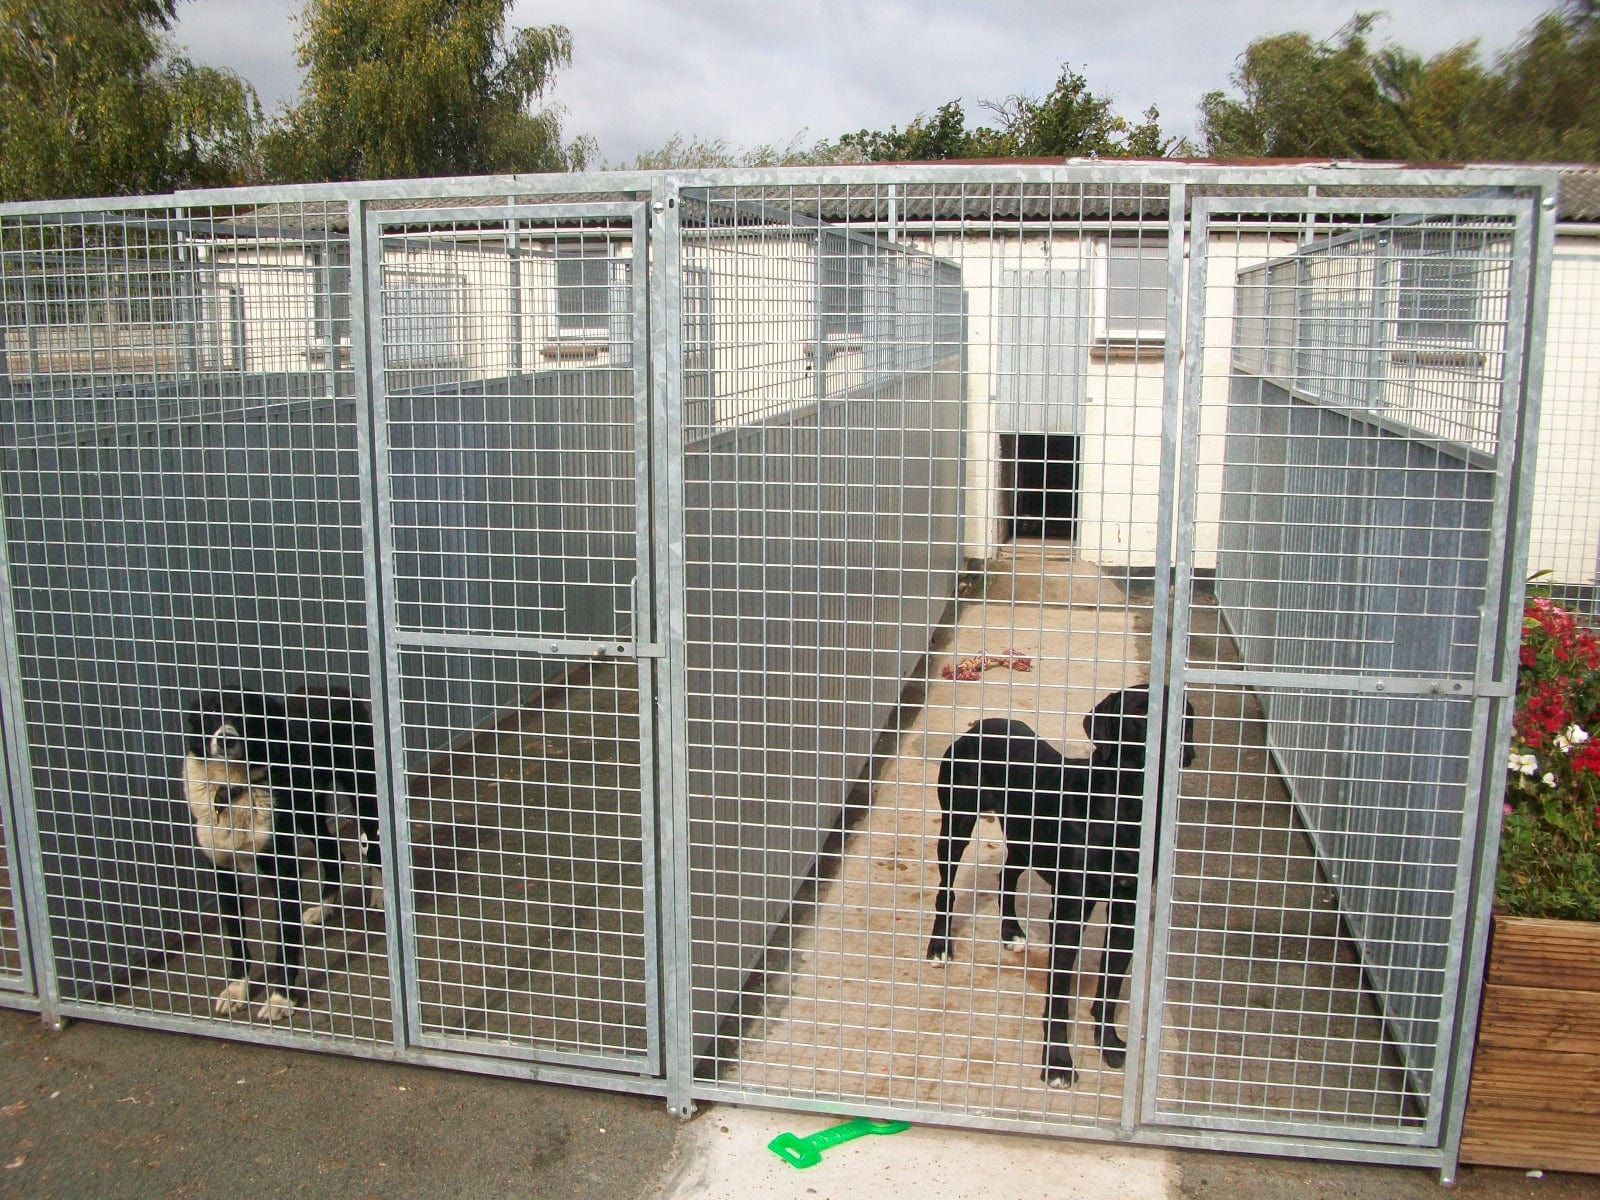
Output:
[1141, 193, 1211, 1125]
[1438, 179, 1560, 1185]
[352, 198, 413, 1055]
[1120, 179, 1188, 1129]
[648, 178, 695, 1119]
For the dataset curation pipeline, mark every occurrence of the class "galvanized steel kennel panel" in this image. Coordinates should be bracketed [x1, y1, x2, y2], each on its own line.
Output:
[0, 199, 391, 1039]
[0, 166, 1557, 1172]
[676, 172, 1547, 1172]
[1158, 198, 1536, 1145]
[368, 202, 659, 1072]
[683, 178, 1188, 1131]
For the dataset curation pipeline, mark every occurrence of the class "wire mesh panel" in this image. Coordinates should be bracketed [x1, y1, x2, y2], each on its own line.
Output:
[0, 199, 391, 1040]
[683, 178, 1195, 1131]
[0, 783, 28, 995]
[1158, 199, 1533, 1142]
[0, 164, 1558, 1166]
[368, 202, 659, 1071]
[674, 172, 1545, 1167]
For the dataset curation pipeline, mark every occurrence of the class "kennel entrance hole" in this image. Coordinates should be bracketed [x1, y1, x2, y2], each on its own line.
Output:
[1003, 434, 1080, 541]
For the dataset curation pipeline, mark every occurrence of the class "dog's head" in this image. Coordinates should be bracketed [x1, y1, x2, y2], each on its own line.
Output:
[1083, 684, 1197, 769]
[185, 691, 259, 768]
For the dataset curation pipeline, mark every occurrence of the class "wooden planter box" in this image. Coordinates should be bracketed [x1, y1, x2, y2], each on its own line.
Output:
[1460, 915, 1600, 1173]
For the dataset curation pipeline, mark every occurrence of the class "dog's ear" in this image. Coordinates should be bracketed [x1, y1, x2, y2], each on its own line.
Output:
[1086, 685, 1151, 740]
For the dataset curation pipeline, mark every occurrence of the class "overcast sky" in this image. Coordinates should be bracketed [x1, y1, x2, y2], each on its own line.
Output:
[170, 0, 1558, 166]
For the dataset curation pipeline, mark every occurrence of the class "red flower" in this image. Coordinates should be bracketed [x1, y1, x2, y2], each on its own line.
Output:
[1574, 742, 1600, 776]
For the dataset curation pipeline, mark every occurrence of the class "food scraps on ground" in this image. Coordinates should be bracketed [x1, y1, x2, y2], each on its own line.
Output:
[941, 651, 1033, 681]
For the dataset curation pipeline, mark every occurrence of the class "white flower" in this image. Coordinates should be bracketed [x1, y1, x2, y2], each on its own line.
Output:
[1543, 772, 1559, 788]
[1556, 725, 1590, 753]
[1508, 752, 1539, 775]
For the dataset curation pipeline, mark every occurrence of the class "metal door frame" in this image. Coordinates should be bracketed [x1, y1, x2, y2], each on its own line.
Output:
[362, 199, 666, 1080]
[1144, 194, 1543, 1153]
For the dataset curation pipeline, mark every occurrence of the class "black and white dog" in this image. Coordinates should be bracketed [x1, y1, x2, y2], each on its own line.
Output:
[182, 685, 380, 1021]
[925, 684, 1196, 1087]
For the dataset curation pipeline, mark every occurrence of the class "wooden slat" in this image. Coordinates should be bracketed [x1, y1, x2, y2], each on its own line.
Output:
[1475, 983, 1600, 1055]
[1460, 1114, 1600, 1175]
[1466, 1045, 1600, 1113]
[1486, 915, 1600, 992]
[1460, 916, 1600, 1172]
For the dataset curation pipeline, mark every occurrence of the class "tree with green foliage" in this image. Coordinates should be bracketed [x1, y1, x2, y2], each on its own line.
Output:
[1199, 3, 1600, 162]
[1199, 14, 1427, 159]
[0, 0, 261, 201]
[623, 131, 856, 171]
[1482, 1, 1600, 160]
[831, 64, 1181, 162]
[264, 0, 590, 183]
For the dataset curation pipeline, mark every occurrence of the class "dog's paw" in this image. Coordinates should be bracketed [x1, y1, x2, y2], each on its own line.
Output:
[213, 978, 251, 1015]
[255, 991, 295, 1022]
[1098, 1028, 1128, 1070]
[1042, 1047, 1077, 1089]
[1042, 1063, 1077, 1089]
[1003, 932, 1029, 953]
[301, 903, 327, 927]
[925, 941, 952, 964]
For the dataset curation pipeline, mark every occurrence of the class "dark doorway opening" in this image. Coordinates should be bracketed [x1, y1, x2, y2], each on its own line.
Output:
[1003, 434, 1080, 541]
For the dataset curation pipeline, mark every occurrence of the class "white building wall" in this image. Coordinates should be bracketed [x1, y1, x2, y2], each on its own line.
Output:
[1529, 236, 1600, 589]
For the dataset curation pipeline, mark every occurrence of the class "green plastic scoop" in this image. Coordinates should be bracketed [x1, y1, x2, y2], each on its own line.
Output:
[767, 1117, 911, 1168]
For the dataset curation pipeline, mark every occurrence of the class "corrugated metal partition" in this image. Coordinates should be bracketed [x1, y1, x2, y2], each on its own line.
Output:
[0, 166, 1558, 1174]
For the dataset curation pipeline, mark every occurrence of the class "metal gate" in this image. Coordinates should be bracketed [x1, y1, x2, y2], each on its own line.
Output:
[1152, 196, 1538, 1150]
[365, 201, 662, 1076]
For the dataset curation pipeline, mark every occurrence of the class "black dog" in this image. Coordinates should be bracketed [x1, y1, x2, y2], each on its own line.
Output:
[925, 684, 1195, 1087]
[182, 685, 380, 1020]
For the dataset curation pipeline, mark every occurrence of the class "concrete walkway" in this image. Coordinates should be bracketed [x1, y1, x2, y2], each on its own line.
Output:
[2, 1005, 1591, 1200]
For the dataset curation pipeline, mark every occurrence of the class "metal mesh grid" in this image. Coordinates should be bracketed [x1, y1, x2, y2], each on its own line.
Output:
[371, 203, 658, 1071]
[0, 804, 23, 988]
[1153, 683, 1451, 1132]
[678, 178, 1537, 1153]
[684, 180, 1184, 1129]
[398, 649, 649, 1063]
[0, 166, 1555, 1164]
[1231, 214, 1516, 458]
[0, 200, 390, 1038]
[1178, 202, 1527, 1140]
